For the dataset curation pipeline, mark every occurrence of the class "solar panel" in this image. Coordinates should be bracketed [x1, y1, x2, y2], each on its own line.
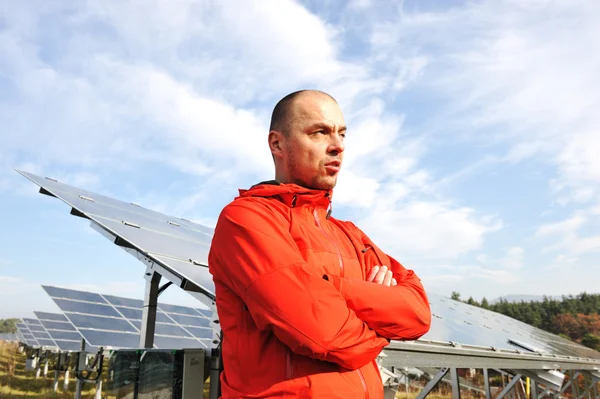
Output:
[22, 318, 57, 348]
[18, 170, 215, 311]
[19, 170, 600, 362]
[42, 285, 215, 350]
[16, 321, 39, 347]
[34, 311, 91, 352]
[421, 293, 600, 360]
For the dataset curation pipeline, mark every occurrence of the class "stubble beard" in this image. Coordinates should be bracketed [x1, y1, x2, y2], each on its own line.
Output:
[287, 153, 337, 191]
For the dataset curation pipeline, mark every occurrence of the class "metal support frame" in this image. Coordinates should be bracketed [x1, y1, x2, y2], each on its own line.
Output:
[576, 373, 597, 399]
[495, 373, 522, 399]
[140, 269, 161, 349]
[450, 368, 461, 399]
[483, 368, 491, 399]
[512, 369, 565, 392]
[531, 380, 538, 399]
[415, 367, 449, 399]
[209, 348, 223, 399]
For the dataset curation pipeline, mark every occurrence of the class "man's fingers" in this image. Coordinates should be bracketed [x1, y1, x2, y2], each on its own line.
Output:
[392, 278, 397, 286]
[383, 270, 393, 286]
[374, 266, 388, 284]
[367, 266, 379, 282]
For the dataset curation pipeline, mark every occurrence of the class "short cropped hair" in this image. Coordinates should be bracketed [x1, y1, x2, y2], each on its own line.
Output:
[269, 90, 337, 135]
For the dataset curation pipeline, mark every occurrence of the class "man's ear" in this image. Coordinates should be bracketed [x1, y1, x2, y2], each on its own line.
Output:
[268, 130, 285, 159]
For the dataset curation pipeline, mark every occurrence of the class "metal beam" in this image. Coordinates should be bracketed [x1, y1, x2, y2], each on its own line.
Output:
[383, 341, 600, 370]
[483, 368, 491, 399]
[415, 368, 450, 399]
[140, 269, 161, 349]
[531, 380, 538, 399]
[496, 374, 522, 399]
[450, 368, 461, 399]
[512, 369, 565, 392]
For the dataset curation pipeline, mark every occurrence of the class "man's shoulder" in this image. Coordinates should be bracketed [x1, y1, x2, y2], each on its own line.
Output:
[216, 196, 289, 224]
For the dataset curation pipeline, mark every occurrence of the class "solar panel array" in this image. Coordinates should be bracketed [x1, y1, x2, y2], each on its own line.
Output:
[22, 318, 57, 348]
[42, 285, 215, 350]
[15, 322, 38, 346]
[34, 311, 89, 351]
[18, 170, 600, 361]
[18, 170, 215, 308]
[423, 293, 600, 360]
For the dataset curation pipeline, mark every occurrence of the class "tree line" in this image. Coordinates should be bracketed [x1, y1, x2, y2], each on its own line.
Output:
[0, 318, 18, 334]
[450, 292, 600, 351]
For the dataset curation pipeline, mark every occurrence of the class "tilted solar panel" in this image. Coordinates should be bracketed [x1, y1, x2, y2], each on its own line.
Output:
[18, 170, 215, 310]
[23, 317, 59, 349]
[421, 294, 600, 360]
[16, 322, 39, 347]
[18, 170, 600, 362]
[42, 285, 215, 350]
[34, 311, 92, 352]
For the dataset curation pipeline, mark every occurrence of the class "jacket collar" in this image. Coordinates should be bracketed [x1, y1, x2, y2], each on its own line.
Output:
[237, 180, 333, 211]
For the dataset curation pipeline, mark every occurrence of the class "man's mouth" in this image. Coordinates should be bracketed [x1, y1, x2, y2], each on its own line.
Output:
[325, 160, 341, 173]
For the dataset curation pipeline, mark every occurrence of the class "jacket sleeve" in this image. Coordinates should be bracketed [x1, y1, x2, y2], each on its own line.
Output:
[208, 200, 390, 370]
[324, 224, 432, 341]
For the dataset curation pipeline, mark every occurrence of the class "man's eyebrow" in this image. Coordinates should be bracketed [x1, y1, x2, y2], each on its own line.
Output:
[307, 122, 347, 132]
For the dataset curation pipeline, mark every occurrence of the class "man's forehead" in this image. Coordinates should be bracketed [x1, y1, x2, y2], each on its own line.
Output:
[290, 94, 344, 121]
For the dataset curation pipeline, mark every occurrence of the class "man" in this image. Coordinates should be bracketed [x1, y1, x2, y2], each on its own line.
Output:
[208, 90, 431, 398]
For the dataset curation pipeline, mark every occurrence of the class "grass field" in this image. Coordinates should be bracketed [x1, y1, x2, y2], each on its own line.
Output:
[0, 341, 97, 398]
[1, 339, 499, 399]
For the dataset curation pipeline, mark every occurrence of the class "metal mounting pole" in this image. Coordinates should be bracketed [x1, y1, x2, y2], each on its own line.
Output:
[140, 269, 161, 348]
[450, 368, 461, 399]
[75, 339, 86, 399]
[53, 354, 61, 392]
[531, 380, 538, 399]
[209, 347, 223, 399]
[483, 368, 491, 399]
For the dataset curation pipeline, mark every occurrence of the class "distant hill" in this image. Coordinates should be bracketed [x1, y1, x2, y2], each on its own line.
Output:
[490, 294, 563, 304]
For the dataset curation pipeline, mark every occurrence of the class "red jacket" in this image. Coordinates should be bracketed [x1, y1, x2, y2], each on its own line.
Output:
[208, 181, 431, 398]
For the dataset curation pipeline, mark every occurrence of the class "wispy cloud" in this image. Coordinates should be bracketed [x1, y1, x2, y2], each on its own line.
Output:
[2, 0, 599, 316]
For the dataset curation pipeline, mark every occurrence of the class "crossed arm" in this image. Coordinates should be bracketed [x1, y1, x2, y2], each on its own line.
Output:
[209, 200, 430, 370]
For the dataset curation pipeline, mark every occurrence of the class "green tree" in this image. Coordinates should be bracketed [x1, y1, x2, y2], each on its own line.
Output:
[581, 333, 600, 350]
[0, 318, 18, 333]
[481, 297, 490, 309]
[451, 291, 461, 301]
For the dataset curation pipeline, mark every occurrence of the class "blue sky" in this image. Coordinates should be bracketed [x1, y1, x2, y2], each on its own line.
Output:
[1, 0, 600, 319]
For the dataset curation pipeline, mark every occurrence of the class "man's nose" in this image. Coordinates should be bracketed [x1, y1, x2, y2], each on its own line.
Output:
[328, 133, 345, 155]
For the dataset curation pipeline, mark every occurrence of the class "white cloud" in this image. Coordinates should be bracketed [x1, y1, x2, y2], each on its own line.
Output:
[536, 214, 600, 255]
[501, 247, 524, 270]
[369, 1, 600, 206]
[359, 200, 501, 262]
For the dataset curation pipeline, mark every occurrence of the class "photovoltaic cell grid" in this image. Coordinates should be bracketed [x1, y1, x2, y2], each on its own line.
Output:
[18, 170, 600, 360]
[18, 170, 215, 308]
[422, 293, 600, 360]
[42, 285, 215, 350]
[22, 318, 57, 348]
[34, 311, 91, 352]
[15, 322, 38, 347]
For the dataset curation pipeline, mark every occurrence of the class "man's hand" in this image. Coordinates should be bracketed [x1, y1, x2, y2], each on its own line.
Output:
[366, 266, 397, 286]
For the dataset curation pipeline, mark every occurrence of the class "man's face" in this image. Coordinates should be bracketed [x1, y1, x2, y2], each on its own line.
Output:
[280, 95, 346, 190]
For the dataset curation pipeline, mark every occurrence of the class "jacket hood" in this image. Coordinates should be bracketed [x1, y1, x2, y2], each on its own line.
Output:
[237, 180, 333, 211]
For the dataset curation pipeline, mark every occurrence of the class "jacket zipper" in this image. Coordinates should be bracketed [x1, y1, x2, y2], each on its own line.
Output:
[313, 208, 344, 277]
[315, 207, 368, 398]
[357, 368, 369, 399]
